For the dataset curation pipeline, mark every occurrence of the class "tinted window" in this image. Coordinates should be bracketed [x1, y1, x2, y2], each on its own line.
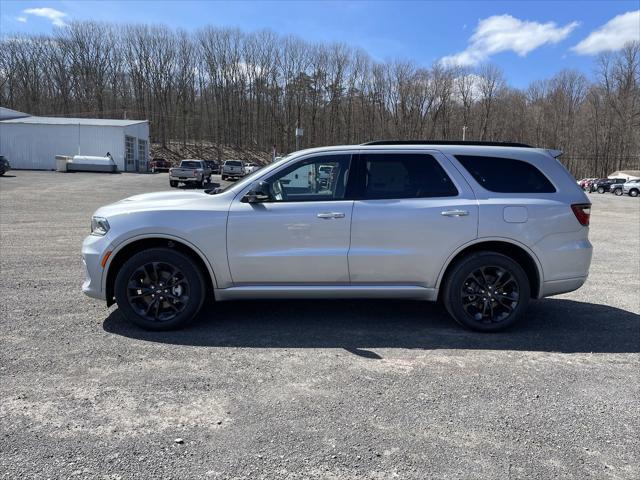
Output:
[361, 153, 458, 199]
[455, 155, 556, 193]
[268, 154, 351, 202]
[181, 161, 201, 168]
[225, 161, 242, 166]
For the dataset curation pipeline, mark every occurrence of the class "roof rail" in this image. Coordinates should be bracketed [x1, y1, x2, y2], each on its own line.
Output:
[361, 140, 533, 148]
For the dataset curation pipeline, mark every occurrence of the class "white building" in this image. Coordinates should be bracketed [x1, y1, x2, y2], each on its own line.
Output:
[0, 107, 149, 171]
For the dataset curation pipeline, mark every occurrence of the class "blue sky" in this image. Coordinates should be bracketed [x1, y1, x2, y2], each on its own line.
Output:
[1, 0, 639, 87]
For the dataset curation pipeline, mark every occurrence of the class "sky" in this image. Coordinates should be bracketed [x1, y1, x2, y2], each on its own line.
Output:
[1, 0, 639, 87]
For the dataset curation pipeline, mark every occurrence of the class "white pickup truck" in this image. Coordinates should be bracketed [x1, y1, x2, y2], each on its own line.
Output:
[169, 160, 211, 188]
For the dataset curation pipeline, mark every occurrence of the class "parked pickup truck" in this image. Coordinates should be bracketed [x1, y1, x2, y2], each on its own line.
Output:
[169, 160, 211, 188]
[221, 160, 245, 181]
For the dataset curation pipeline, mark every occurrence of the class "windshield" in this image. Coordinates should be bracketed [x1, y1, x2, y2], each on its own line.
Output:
[180, 161, 201, 168]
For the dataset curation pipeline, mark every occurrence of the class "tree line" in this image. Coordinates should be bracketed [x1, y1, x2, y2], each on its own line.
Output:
[1, 21, 638, 177]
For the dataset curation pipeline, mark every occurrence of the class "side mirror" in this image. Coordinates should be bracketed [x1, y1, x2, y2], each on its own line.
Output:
[242, 181, 271, 203]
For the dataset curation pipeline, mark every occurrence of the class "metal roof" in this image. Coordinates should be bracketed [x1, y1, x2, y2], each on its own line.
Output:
[0, 107, 30, 120]
[0, 115, 147, 127]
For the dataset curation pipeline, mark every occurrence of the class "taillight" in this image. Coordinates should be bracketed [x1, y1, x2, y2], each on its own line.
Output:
[571, 203, 591, 226]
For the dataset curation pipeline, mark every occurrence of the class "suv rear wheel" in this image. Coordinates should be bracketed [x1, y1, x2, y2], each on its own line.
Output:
[442, 252, 530, 332]
[597, 186, 605, 194]
[114, 248, 205, 330]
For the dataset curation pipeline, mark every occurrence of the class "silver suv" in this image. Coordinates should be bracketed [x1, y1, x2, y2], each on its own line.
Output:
[622, 179, 640, 197]
[82, 141, 592, 332]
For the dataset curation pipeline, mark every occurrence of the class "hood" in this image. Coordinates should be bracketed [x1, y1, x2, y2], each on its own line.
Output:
[95, 190, 210, 217]
[120, 191, 208, 203]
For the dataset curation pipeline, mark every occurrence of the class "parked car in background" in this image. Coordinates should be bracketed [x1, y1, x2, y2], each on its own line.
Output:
[204, 160, 220, 174]
[622, 179, 640, 197]
[578, 178, 595, 190]
[581, 178, 597, 191]
[83, 141, 592, 333]
[244, 163, 259, 174]
[0, 155, 10, 175]
[169, 159, 211, 188]
[221, 160, 245, 180]
[593, 178, 625, 194]
[150, 158, 172, 173]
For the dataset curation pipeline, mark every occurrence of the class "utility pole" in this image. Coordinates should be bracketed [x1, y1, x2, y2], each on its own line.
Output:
[295, 123, 303, 152]
[462, 125, 467, 141]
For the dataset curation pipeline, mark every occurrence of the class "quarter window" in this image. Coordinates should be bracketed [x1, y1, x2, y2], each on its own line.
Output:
[360, 153, 458, 199]
[267, 154, 351, 202]
[455, 155, 556, 193]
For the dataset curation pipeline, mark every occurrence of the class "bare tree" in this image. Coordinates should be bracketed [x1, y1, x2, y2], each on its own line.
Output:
[0, 22, 637, 176]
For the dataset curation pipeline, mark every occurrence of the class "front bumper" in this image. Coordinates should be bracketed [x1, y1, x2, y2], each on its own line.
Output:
[81, 234, 109, 300]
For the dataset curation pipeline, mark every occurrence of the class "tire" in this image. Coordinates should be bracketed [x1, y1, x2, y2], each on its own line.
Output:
[614, 188, 623, 196]
[597, 186, 605, 194]
[221, 175, 227, 181]
[442, 252, 530, 332]
[170, 180, 178, 187]
[114, 248, 205, 330]
[630, 189, 639, 197]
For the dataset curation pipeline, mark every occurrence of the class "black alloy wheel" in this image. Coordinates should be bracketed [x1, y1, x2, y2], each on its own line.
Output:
[460, 266, 520, 324]
[114, 248, 205, 330]
[126, 261, 191, 323]
[442, 252, 530, 332]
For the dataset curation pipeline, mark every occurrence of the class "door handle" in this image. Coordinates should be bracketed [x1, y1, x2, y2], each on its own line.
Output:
[441, 209, 469, 217]
[317, 212, 345, 219]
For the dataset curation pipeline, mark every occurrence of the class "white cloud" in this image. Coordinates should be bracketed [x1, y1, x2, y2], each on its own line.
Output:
[22, 7, 68, 27]
[442, 15, 579, 67]
[572, 10, 640, 55]
[17, 16, 27, 23]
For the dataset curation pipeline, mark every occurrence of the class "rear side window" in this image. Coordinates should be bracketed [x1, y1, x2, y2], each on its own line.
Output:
[361, 153, 458, 199]
[455, 155, 556, 193]
[225, 161, 242, 166]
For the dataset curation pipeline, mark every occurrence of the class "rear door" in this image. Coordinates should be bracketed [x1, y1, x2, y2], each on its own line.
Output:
[348, 150, 478, 288]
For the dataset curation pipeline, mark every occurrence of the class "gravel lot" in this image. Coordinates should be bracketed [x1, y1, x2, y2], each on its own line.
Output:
[1, 170, 638, 479]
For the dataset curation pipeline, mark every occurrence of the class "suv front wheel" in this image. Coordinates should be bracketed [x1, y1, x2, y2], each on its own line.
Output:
[442, 252, 530, 332]
[114, 248, 205, 330]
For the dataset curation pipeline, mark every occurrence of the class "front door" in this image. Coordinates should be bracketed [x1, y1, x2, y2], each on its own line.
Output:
[227, 153, 353, 285]
[348, 151, 478, 288]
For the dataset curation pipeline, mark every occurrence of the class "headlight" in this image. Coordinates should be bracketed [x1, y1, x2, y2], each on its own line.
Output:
[90, 216, 110, 236]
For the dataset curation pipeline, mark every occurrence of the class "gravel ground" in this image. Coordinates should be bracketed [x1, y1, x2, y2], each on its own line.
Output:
[1, 171, 639, 479]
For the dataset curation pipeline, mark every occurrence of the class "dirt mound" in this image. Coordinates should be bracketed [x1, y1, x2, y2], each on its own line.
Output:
[151, 142, 271, 166]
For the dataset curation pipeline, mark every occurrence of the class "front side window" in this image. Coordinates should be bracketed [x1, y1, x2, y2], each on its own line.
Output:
[360, 153, 458, 199]
[267, 154, 351, 202]
[455, 155, 556, 193]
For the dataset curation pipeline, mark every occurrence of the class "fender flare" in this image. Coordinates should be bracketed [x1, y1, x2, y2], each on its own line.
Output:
[435, 236, 545, 298]
[100, 233, 219, 294]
